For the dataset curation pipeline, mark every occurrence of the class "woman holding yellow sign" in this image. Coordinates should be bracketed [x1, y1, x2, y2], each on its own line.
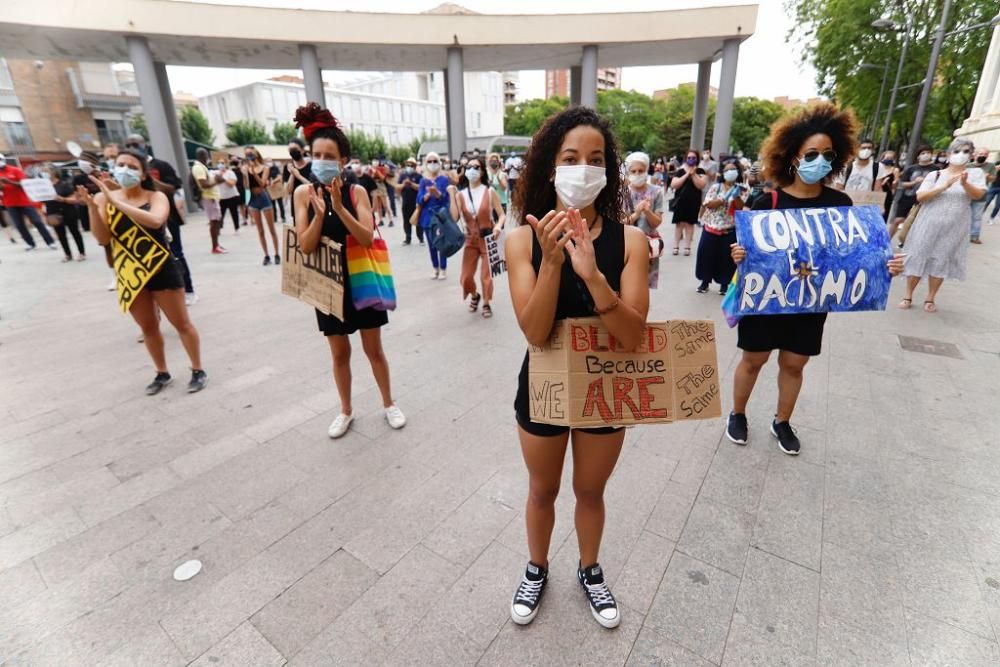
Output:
[505, 106, 649, 629]
[79, 149, 206, 395]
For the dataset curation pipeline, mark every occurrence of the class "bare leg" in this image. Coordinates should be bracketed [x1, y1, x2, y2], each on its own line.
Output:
[673, 223, 682, 250]
[903, 275, 920, 301]
[888, 216, 903, 241]
[926, 276, 944, 304]
[129, 290, 167, 372]
[360, 328, 394, 407]
[263, 206, 279, 255]
[732, 350, 771, 414]
[518, 426, 570, 566]
[152, 288, 202, 370]
[776, 350, 809, 422]
[571, 429, 625, 566]
[251, 207, 267, 255]
[326, 335, 353, 415]
[683, 223, 695, 251]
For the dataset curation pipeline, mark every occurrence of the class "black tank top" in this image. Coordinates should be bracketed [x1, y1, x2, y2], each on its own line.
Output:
[311, 182, 357, 242]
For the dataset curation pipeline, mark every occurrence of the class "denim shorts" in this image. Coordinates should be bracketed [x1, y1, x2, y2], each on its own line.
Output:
[248, 191, 272, 211]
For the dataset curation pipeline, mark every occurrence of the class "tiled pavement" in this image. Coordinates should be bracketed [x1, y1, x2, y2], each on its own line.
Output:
[1, 210, 999, 666]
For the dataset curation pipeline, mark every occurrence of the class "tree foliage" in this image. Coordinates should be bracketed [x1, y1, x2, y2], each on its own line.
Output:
[128, 113, 149, 141]
[271, 122, 299, 145]
[225, 119, 270, 146]
[730, 97, 787, 157]
[179, 106, 215, 145]
[503, 96, 569, 136]
[787, 0, 994, 150]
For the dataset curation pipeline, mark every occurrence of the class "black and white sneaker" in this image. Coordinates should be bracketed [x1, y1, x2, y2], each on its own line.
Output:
[145, 372, 172, 396]
[187, 369, 208, 393]
[726, 412, 749, 445]
[510, 561, 548, 625]
[771, 419, 801, 456]
[577, 563, 620, 628]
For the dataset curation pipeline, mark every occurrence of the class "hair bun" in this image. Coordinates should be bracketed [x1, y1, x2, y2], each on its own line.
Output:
[294, 102, 340, 142]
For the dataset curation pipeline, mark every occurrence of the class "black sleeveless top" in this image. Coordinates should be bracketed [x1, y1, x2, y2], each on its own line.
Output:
[514, 219, 626, 418]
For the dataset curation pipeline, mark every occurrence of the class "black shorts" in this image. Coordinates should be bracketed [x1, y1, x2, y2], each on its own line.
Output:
[737, 313, 827, 357]
[145, 259, 185, 291]
[896, 197, 917, 219]
[515, 411, 623, 438]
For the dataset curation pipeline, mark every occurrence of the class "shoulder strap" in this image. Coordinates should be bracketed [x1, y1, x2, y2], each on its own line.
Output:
[770, 190, 778, 208]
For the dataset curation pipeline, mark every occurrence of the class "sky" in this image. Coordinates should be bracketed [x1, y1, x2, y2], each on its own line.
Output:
[163, 0, 820, 103]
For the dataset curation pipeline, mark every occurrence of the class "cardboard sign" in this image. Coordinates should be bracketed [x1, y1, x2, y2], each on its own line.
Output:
[732, 205, 892, 316]
[20, 177, 57, 202]
[281, 224, 344, 320]
[528, 318, 721, 428]
[106, 202, 171, 313]
[844, 189, 886, 208]
[486, 231, 506, 277]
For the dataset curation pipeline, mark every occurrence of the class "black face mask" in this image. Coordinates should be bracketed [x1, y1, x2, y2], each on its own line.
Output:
[976, 156, 987, 164]
[289, 148, 302, 161]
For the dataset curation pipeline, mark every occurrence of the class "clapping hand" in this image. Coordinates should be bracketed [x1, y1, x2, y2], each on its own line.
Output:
[564, 208, 599, 283]
[525, 209, 570, 267]
[88, 174, 120, 204]
[307, 185, 327, 220]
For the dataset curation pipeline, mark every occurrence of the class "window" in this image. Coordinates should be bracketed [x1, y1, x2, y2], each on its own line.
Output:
[95, 118, 128, 146]
[0, 59, 12, 91]
[1, 106, 33, 151]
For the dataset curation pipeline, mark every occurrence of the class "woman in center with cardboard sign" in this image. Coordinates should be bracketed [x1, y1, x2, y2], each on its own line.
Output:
[505, 107, 649, 629]
[292, 103, 406, 439]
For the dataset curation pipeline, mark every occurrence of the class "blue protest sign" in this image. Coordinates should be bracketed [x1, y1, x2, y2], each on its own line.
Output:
[731, 205, 891, 316]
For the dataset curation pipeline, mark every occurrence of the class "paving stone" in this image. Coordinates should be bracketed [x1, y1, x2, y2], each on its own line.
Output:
[626, 626, 716, 666]
[167, 432, 260, 480]
[722, 611, 817, 666]
[0, 507, 87, 570]
[0, 558, 47, 610]
[4, 466, 120, 528]
[74, 465, 180, 527]
[819, 541, 907, 645]
[676, 496, 754, 577]
[645, 551, 741, 664]
[382, 614, 483, 666]
[644, 481, 699, 542]
[699, 439, 770, 512]
[613, 530, 675, 615]
[422, 490, 518, 568]
[751, 459, 824, 571]
[92, 623, 187, 667]
[815, 612, 910, 667]
[904, 607, 1000, 667]
[189, 622, 285, 667]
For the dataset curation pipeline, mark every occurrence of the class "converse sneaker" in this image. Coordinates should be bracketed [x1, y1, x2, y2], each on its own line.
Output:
[431, 269, 440, 280]
[437, 270, 448, 280]
[771, 419, 801, 456]
[145, 372, 172, 396]
[327, 413, 354, 439]
[726, 412, 749, 446]
[578, 562, 620, 628]
[510, 561, 548, 625]
[384, 404, 406, 430]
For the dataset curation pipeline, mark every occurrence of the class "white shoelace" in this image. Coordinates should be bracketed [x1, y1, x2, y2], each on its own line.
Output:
[515, 577, 544, 605]
[584, 580, 615, 607]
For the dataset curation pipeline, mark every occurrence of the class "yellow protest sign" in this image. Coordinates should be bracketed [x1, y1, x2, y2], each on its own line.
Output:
[106, 202, 170, 313]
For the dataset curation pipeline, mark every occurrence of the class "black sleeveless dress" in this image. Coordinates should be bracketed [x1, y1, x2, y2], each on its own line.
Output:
[133, 202, 184, 292]
[314, 183, 389, 336]
[513, 219, 626, 437]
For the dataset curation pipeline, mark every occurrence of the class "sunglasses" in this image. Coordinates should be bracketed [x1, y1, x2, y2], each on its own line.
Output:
[125, 143, 142, 149]
[800, 149, 836, 163]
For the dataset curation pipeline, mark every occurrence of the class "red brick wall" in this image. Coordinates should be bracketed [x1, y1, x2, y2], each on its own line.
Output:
[7, 59, 98, 156]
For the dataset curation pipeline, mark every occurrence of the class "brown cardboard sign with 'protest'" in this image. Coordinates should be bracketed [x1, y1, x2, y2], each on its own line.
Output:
[281, 224, 344, 321]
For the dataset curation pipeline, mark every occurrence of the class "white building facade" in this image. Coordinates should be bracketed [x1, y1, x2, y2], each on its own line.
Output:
[958, 26, 1000, 152]
[199, 71, 504, 149]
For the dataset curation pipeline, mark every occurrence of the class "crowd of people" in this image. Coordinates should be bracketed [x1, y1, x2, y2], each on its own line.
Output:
[1, 96, 993, 632]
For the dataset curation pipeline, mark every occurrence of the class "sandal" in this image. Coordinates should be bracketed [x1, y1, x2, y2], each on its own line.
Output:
[923, 300, 937, 313]
[469, 293, 481, 312]
[482, 304, 493, 319]
[898, 298, 912, 310]
[672, 247, 679, 256]
[683, 247, 691, 256]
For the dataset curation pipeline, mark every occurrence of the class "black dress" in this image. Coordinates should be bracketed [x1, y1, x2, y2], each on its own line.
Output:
[314, 183, 389, 336]
[736, 187, 852, 357]
[513, 219, 626, 437]
[671, 168, 706, 224]
[126, 202, 184, 292]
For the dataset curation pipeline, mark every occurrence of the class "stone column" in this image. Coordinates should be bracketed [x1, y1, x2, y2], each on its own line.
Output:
[446, 46, 467, 160]
[154, 61, 194, 212]
[580, 45, 598, 108]
[691, 60, 712, 151]
[298, 44, 325, 106]
[711, 38, 740, 158]
[570, 66, 582, 106]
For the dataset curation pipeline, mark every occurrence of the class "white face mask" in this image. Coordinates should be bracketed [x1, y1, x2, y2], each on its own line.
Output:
[949, 151, 970, 166]
[426, 161, 441, 174]
[554, 165, 607, 209]
[858, 148, 872, 160]
[466, 167, 481, 183]
[628, 172, 647, 187]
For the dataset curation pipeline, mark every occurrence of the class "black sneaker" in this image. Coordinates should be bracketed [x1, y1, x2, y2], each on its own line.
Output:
[719, 285, 728, 296]
[510, 561, 548, 625]
[771, 419, 800, 456]
[696, 281, 709, 294]
[273, 254, 281, 266]
[726, 412, 748, 445]
[577, 562, 620, 628]
[187, 369, 208, 393]
[145, 372, 172, 396]
[263, 255, 271, 266]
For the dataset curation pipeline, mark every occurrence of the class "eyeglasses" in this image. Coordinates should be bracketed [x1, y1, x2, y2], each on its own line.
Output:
[800, 149, 837, 163]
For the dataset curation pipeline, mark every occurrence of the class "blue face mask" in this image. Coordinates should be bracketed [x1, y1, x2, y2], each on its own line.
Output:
[311, 159, 341, 185]
[795, 155, 832, 185]
[113, 165, 142, 188]
[723, 169, 739, 183]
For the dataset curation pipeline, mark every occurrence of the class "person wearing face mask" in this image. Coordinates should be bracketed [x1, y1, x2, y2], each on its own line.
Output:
[283, 138, 312, 225]
[487, 152, 509, 213]
[696, 158, 747, 294]
[265, 158, 286, 224]
[77, 148, 207, 395]
[670, 149, 708, 256]
[893, 144, 938, 243]
[900, 139, 987, 312]
[935, 150, 949, 167]
[192, 148, 227, 255]
[45, 168, 87, 262]
[876, 150, 900, 220]
[699, 150, 718, 182]
[371, 159, 392, 227]
[292, 103, 406, 438]
[624, 151, 664, 288]
[448, 157, 506, 318]
[968, 148, 994, 244]
[217, 160, 241, 232]
[839, 138, 883, 192]
[414, 152, 452, 279]
[242, 146, 280, 266]
[504, 106, 649, 630]
[726, 104, 905, 455]
[0, 153, 58, 250]
[395, 157, 423, 245]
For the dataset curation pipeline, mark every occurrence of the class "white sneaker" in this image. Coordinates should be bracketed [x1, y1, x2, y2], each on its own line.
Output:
[185, 292, 199, 306]
[106, 276, 117, 291]
[431, 269, 440, 280]
[437, 270, 448, 280]
[384, 404, 407, 429]
[327, 413, 354, 439]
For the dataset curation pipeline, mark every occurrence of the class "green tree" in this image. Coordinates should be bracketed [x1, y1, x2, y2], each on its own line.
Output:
[128, 113, 149, 141]
[225, 119, 270, 146]
[730, 97, 787, 157]
[787, 0, 994, 150]
[504, 96, 568, 136]
[596, 88, 670, 154]
[387, 145, 411, 164]
[271, 121, 298, 145]
[345, 129, 372, 161]
[179, 106, 214, 145]
[408, 132, 442, 158]
[655, 84, 717, 157]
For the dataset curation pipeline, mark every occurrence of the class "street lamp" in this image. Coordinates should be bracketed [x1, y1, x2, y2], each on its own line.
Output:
[871, 13, 913, 157]
[859, 62, 889, 140]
